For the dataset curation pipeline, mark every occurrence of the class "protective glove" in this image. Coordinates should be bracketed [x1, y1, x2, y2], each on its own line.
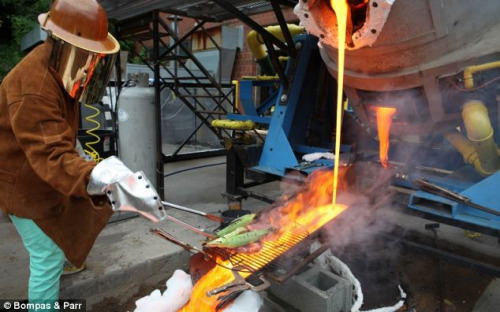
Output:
[87, 156, 133, 195]
[87, 156, 167, 222]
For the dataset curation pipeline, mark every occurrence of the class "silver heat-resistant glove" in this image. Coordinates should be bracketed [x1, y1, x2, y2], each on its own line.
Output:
[87, 156, 167, 222]
[87, 156, 132, 195]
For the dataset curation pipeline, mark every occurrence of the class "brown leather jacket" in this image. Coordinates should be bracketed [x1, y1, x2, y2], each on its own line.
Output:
[0, 39, 112, 266]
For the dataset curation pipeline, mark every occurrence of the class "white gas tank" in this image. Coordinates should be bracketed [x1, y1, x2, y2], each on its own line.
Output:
[117, 74, 157, 188]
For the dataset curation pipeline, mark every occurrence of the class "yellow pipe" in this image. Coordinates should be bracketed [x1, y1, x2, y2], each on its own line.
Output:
[442, 131, 489, 175]
[247, 24, 305, 61]
[232, 79, 240, 113]
[211, 119, 256, 130]
[461, 100, 498, 174]
[463, 60, 500, 89]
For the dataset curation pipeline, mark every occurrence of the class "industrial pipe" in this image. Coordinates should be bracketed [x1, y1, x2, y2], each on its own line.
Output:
[443, 100, 499, 175]
[247, 24, 305, 76]
[463, 60, 500, 89]
[211, 119, 256, 130]
[442, 131, 488, 175]
[462, 100, 499, 174]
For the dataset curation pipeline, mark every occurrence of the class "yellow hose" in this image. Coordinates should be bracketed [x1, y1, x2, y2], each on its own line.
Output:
[83, 104, 103, 163]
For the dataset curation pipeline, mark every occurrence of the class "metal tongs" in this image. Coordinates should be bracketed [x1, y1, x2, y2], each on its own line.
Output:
[413, 178, 500, 216]
[211, 268, 270, 311]
[164, 215, 216, 239]
[151, 228, 207, 253]
[161, 200, 223, 223]
[158, 201, 223, 238]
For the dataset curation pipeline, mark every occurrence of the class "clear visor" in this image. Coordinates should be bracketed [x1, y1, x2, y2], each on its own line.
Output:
[50, 37, 117, 104]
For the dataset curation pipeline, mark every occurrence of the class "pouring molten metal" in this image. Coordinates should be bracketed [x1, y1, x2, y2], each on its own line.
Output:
[375, 107, 397, 168]
[180, 169, 348, 311]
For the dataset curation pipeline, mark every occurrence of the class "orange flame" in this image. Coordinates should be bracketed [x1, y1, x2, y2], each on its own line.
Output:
[375, 107, 396, 168]
[180, 259, 244, 311]
[180, 170, 348, 311]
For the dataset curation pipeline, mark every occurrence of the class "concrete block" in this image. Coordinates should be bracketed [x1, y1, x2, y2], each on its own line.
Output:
[269, 266, 353, 312]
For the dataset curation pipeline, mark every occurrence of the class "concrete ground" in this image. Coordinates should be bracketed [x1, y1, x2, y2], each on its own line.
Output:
[0, 155, 499, 311]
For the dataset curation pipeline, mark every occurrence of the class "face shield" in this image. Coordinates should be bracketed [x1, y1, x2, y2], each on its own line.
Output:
[49, 37, 117, 104]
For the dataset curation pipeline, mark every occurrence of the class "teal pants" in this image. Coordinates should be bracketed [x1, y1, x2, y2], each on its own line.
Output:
[10, 215, 65, 312]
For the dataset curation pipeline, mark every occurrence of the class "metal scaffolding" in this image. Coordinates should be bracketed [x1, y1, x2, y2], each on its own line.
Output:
[101, 0, 299, 199]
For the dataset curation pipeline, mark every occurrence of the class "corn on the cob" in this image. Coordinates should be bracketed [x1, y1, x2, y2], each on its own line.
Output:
[213, 226, 246, 241]
[205, 228, 272, 248]
[215, 213, 256, 237]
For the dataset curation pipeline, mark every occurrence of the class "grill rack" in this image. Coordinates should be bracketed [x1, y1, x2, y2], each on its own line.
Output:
[204, 224, 311, 274]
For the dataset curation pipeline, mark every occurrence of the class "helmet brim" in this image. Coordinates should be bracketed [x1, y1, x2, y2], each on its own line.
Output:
[39, 12, 120, 54]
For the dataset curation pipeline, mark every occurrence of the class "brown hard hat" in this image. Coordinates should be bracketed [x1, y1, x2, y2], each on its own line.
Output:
[38, 0, 119, 54]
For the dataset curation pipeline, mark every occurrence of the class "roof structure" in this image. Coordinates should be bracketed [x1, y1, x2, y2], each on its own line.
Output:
[99, 0, 277, 22]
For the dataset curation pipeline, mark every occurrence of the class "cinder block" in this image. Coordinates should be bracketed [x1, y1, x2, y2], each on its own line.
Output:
[269, 266, 353, 312]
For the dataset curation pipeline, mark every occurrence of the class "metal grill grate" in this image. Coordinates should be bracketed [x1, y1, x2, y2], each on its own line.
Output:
[206, 225, 310, 273]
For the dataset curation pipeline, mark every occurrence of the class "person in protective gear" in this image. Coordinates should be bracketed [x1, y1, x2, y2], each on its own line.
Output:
[0, 0, 163, 309]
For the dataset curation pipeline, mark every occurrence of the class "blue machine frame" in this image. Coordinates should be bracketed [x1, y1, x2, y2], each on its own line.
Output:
[231, 34, 350, 177]
[407, 168, 500, 232]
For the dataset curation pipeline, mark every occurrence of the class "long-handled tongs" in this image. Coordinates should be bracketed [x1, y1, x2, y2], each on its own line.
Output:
[151, 228, 207, 254]
[162, 200, 223, 223]
[164, 215, 216, 239]
[413, 178, 500, 216]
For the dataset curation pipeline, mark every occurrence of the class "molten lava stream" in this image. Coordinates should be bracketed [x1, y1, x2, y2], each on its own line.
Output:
[330, 0, 349, 207]
[375, 107, 396, 168]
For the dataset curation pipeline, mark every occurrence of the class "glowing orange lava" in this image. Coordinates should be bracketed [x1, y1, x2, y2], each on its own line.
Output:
[375, 107, 396, 168]
[330, 0, 349, 209]
[180, 170, 348, 311]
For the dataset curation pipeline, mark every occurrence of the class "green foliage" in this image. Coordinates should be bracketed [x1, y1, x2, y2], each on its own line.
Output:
[0, 43, 22, 80]
[119, 40, 147, 65]
[11, 15, 37, 44]
[131, 47, 148, 64]
[0, 0, 50, 80]
[119, 39, 136, 52]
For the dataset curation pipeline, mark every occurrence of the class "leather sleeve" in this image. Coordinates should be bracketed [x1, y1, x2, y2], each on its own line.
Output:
[8, 94, 94, 198]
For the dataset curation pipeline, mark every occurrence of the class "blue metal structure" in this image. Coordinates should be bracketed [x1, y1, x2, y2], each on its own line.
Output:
[408, 168, 500, 232]
[230, 34, 351, 177]
[226, 79, 277, 125]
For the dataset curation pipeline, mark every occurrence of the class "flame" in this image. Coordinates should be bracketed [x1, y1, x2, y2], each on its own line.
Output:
[180, 259, 245, 311]
[375, 107, 396, 167]
[180, 170, 348, 311]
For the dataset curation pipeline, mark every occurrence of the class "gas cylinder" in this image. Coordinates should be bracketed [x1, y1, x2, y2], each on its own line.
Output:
[117, 73, 158, 188]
